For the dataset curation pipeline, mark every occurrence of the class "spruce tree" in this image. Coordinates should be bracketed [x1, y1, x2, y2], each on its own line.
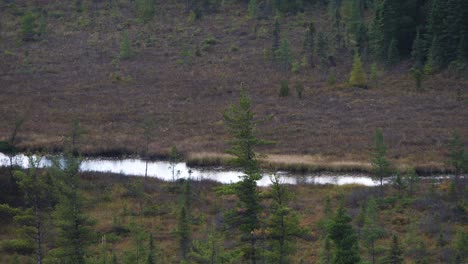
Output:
[223, 87, 267, 263]
[371, 129, 391, 194]
[386, 38, 399, 67]
[21, 12, 36, 41]
[349, 53, 367, 88]
[14, 155, 52, 264]
[411, 30, 425, 68]
[120, 31, 132, 60]
[266, 175, 303, 264]
[136, 0, 155, 23]
[303, 22, 316, 67]
[248, 0, 258, 19]
[382, 235, 403, 264]
[276, 37, 292, 73]
[177, 205, 191, 261]
[327, 205, 361, 264]
[272, 17, 281, 59]
[50, 153, 91, 264]
[361, 198, 384, 264]
[316, 32, 328, 67]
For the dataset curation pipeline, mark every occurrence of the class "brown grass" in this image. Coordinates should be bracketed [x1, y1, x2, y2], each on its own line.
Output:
[0, 1, 467, 172]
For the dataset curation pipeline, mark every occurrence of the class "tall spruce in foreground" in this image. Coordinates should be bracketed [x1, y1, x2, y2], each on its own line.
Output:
[224, 87, 266, 263]
[371, 129, 391, 194]
[266, 175, 303, 264]
[14, 155, 52, 264]
[49, 152, 91, 264]
[327, 205, 360, 264]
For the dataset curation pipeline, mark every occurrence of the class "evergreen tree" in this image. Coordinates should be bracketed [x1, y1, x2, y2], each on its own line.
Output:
[147, 233, 156, 264]
[454, 230, 468, 263]
[404, 167, 419, 197]
[136, 0, 155, 23]
[223, 87, 267, 263]
[21, 12, 36, 41]
[318, 235, 332, 264]
[371, 129, 391, 194]
[382, 235, 403, 264]
[386, 38, 399, 67]
[276, 37, 292, 73]
[327, 205, 361, 264]
[411, 29, 425, 68]
[248, 0, 258, 19]
[303, 22, 316, 67]
[120, 31, 132, 60]
[316, 32, 329, 68]
[189, 228, 242, 263]
[272, 17, 281, 59]
[410, 67, 424, 91]
[447, 131, 467, 196]
[50, 153, 91, 264]
[370, 0, 398, 63]
[177, 205, 191, 261]
[349, 53, 367, 87]
[14, 155, 52, 264]
[361, 198, 384, 264]
[266, 175, 303, 264]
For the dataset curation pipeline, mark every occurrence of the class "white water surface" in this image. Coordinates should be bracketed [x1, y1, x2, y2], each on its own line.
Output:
[0, 153, 386, 187]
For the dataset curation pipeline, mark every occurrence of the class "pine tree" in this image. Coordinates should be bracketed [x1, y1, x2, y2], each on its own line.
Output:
[361, 198, 384, 264]
[276, 37, 292, 73]
[327, 205, 361, 264]
[404, 167, 419, 197]
[272, 17, 281, 59]
[266, 175, 303, 264]
[410, 67, 424, 91]
[369, 0, 398, 63]
[382, 235, 403, 264]
[21, 12, 36, 41]
[50, 153, 91, 264]
[120, 31, 132, 60]
[371, 129, 391, 194]
[14, 155, 52, 264]
[136, 0, 155, 23]
[223, 87, 267, 263]
[411, 29, 425, 68]
[386, 38, 399, 67]
[147, 233, 156, 264]
[349, 53, 367, 87]
[248, 0, 258, 19]
[177, 205, 191, 260]
[316, 32, 329, 68]
[303, 22, 316, 67]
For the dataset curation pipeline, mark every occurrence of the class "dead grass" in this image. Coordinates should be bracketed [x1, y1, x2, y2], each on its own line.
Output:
[0, 0, 467, 172]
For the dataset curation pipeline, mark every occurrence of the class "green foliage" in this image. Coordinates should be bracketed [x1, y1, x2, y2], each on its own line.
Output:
[447, 131, 467, 176]
[316, 32, 328, 68]
[454, 230, 468, 263]
[177, 205, 191, 260]
[21, 12, 36, 41]
[410, 67, 424, 91]
[0, 204, 19, 223]
[327, 72, 337, 86]
[371, 129, 391, 192]
[386, 38, 399, 67]
[361, 198, 384, 264]
[276, 37, 292, 72]
[272, 17, 281, 58]
[120, 31, 132, 60]
[136, 0, 155, 23]
[223, 87, 266, 263]
[266, 175, 304, 264]
[349, 53, 367, 87]
[2, 239, 35, 255]
[50, 153, 92, 264]
[381, 235, 403, 264]
[327, 205, 361, 264]
[411, 30, 425, 68]
[295, 83, 304, 99]
[248, 0, 258, 19]
[369, 63, 379, 88]
[190, 228, 242, 263]
[303, 22, 315, 67]
[279, 80, 289, 97]
[404, 169, 419, 197]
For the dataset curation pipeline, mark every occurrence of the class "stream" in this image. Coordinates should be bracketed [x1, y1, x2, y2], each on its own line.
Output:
[1, 153, 389, 187]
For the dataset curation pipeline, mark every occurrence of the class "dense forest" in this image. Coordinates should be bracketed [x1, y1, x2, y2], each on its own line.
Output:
[0, 0, 467, 263]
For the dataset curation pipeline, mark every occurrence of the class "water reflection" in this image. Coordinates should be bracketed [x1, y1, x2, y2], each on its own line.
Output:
[0, 153, 384, 186]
